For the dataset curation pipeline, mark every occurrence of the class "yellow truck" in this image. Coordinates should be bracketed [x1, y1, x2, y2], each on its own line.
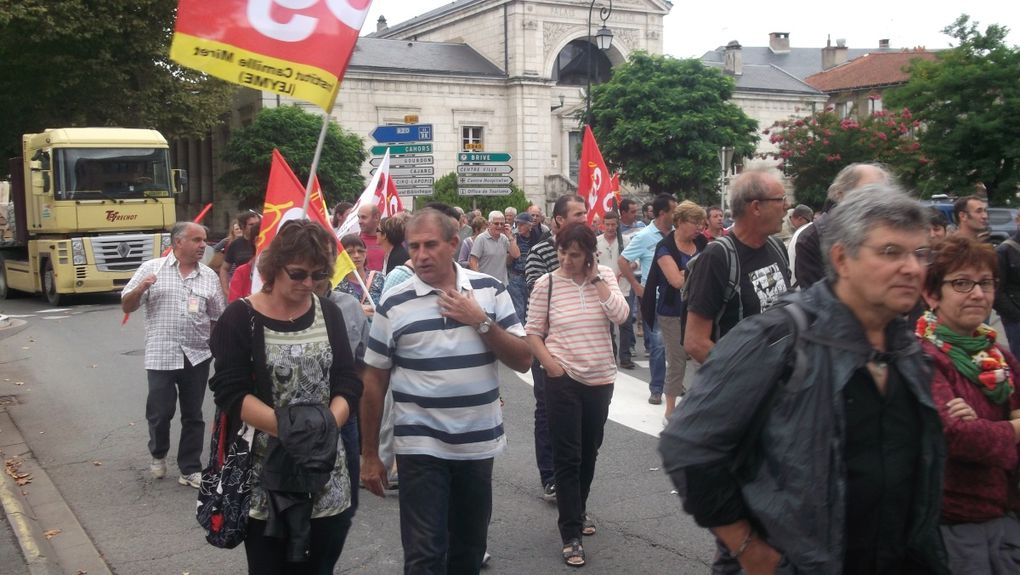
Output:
[1, 128, 183, 304]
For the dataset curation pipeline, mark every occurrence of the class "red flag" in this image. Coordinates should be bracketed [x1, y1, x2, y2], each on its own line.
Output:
[611, 172, 622, 208]
[251, 150, 355, 293]
[580, 126, 613, 225]
[170, 0, 372, 111]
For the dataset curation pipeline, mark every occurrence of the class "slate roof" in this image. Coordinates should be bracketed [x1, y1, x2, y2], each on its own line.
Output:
[701, 46, 877, 81]
[349, 37, 505, 77]
[370, 0, 487, 38]
[804, 50, 938, 92]
[702, 62, 823, 96]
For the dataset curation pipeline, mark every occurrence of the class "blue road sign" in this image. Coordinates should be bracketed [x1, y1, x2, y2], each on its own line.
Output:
[372, 124, 433, 143]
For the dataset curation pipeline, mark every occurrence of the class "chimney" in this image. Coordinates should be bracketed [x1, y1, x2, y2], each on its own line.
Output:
[878, 38, 890, 49]
[821, 37, 849, 70]
[377, 15, 388, 33]
[724, 40, 743, 76]
[769, 32, 790, 54]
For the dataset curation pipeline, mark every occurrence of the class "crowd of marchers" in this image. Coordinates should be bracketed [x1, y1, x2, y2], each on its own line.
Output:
[120, 163, 1020, 574]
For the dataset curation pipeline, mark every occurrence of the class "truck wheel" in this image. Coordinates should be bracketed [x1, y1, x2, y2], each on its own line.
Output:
[42, 259, 63, 306]
[0, 255, 8, 300]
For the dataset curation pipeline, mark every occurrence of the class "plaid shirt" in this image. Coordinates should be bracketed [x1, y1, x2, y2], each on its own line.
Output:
[122, 252, 225, 370]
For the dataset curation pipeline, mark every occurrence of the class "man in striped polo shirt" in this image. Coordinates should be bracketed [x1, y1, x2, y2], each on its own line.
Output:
[361, 208, 532, 575]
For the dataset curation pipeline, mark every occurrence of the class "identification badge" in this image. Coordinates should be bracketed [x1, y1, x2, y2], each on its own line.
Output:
[187, 295, 200, 314]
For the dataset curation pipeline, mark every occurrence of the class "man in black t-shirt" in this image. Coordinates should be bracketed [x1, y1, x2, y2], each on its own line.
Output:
[684, 170, 790, 365]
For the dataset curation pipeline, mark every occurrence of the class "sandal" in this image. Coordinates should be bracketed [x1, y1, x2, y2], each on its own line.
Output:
[582, 515, 596, 536]
[562, 538, 585, 567]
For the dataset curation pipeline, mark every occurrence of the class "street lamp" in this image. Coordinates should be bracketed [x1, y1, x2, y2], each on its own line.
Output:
[719, 146, 734, 211]
[585, 1, 614, 126]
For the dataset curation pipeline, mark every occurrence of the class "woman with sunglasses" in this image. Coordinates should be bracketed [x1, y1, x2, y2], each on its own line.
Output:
[335, 234, 386, 321]
[210, 219, 362, 574]
[917, 235, 1020, 574]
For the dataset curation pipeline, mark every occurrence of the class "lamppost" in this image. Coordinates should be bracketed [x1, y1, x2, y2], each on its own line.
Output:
[585, 0, 614, 126]
[719, 146, 734, 211]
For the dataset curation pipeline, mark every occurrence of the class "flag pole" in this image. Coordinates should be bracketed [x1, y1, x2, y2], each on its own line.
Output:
[301, 113, 332, 217]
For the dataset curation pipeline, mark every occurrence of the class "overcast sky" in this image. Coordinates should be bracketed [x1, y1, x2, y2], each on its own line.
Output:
[363, 1, 1018, 58]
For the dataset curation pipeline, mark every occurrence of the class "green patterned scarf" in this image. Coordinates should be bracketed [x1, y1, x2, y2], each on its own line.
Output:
[916, 310, 1014, 404]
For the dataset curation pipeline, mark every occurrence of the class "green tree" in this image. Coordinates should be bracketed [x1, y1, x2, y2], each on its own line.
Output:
[766, 108, 925, 207]
[219, 106, 367, 207]
[414, 172, 531, 213]
[884, 15, 1020, 203]
[587, 52, 759, 203]
[0, 0, 234, 160]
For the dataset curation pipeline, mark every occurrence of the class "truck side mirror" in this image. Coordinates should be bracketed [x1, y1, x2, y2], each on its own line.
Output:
[172, 169, 188, 195]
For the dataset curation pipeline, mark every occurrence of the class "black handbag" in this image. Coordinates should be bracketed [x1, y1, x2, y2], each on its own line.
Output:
[196, 409, 256, 549]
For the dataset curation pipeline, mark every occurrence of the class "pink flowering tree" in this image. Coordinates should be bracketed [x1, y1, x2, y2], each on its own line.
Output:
[765, 108, 926, 208]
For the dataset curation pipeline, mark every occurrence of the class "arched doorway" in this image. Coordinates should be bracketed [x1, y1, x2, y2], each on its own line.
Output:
[551, 39, 613, 86]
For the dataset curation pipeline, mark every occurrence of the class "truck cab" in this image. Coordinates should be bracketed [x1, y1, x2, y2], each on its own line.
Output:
[1, 128, 182, 304]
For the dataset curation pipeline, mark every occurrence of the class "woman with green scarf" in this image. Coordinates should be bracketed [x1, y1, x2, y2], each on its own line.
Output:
[917, 235, 1020, 574]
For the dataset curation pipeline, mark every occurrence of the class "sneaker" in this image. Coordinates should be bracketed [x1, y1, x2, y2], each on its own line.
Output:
[150, 458, 166, 479]
[648, 392, 663, 405]
[542, 482, 557, 503]
[482, 551, 492, 567]
[178, 472, 201, 489]
[619, 359, 637, 369]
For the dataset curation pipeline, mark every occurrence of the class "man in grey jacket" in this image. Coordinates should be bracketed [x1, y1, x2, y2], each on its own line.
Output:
[660, 187, 949, 574]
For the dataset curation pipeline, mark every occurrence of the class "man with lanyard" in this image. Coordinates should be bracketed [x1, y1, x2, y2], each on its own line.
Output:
[524, 194, 588, 502]
[618, 193, 677, 404]
[508, 212, 541, 323]
[121, 222, 226, 488]
[361, 209, 531, 574]
[616, 198, 646, 369]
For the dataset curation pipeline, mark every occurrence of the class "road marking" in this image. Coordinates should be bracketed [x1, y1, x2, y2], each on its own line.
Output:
[511, 369, 665, 438]
[36, 309, 71, 314]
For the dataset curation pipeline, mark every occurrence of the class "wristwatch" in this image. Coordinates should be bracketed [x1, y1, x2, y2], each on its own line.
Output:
[476, 317, 494, 334]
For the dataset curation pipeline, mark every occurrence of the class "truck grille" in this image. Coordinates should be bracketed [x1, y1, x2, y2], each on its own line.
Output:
[91, 235, 155, 272]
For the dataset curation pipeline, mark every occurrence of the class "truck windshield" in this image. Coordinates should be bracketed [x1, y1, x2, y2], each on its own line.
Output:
[53, 148, 172, 200]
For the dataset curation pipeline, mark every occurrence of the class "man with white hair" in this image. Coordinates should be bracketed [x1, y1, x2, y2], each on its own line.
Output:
[470, 210, 520, 284]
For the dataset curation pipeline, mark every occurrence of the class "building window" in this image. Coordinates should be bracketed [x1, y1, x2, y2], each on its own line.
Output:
[869, 96, 883, 115]
[552, 39, 613, 86]
[568, 131, 581, 181]
[462, 126, 484, 151]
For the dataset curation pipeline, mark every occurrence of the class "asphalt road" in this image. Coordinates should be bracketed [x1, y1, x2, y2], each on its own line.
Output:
[0, 293, 714, 574]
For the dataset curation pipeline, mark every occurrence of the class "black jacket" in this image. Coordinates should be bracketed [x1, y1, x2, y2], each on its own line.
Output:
[995, 232, 1020, 323]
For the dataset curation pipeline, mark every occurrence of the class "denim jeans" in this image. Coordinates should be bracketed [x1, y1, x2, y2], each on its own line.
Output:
[619, 291, 637, 362]
[507, 272, 530, 324]
[397, 454, 493, 575]
[544, 373, 613, 542]
[644, 319, 665, 394]
[531, 359, 555, 486]
[145, 358, 210, 475]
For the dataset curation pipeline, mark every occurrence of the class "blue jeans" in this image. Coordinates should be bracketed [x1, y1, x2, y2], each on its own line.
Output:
[644, 319, 665, 394]
[397, 454, 493, 575]
[507, 272, 529, 324]
[619, 291, 637, 362]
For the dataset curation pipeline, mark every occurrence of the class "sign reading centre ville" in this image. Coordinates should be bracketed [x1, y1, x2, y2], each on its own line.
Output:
[457, 152, 514, 197]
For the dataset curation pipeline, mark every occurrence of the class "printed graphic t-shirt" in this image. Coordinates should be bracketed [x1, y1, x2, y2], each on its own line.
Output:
[685, 234, 790, 340]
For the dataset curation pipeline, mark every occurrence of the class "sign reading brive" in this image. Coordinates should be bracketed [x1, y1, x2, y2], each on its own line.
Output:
[170, 0, 372, 111]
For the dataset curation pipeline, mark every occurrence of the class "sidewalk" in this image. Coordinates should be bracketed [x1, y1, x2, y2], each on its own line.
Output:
[0, 404, 112, 575]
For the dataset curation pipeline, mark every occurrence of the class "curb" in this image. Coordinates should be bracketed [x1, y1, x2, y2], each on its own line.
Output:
[0, 408, 113, 575]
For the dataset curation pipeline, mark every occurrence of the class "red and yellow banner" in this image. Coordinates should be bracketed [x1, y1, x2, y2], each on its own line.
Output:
[580, 126, 614, 225]
[170, 0, 372, 111]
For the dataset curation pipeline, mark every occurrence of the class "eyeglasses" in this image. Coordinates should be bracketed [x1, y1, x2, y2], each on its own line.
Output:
[862, 244, 933, 266]
[942, 278, 997, 293]
[284, 267, 331, 282]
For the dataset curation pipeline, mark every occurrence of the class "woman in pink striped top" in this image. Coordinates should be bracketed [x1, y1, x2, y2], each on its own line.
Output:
[525, 222, 630, 567]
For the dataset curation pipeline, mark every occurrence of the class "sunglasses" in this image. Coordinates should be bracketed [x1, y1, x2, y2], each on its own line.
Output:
[284, 267, 331, 282]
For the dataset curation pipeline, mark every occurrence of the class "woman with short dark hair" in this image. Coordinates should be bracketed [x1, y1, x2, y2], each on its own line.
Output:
[210, 219, 362, 574]
[525, 221, 629, 568]
[379, 216, 409, 275]
[918, 235, 1020, 574]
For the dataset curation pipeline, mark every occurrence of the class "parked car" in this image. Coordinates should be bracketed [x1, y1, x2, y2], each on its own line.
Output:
[920, 199, 1015, 245]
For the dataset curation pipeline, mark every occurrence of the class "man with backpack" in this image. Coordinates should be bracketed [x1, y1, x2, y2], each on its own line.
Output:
[662, 187, 949, 574]
[683, 170, 791, 365]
